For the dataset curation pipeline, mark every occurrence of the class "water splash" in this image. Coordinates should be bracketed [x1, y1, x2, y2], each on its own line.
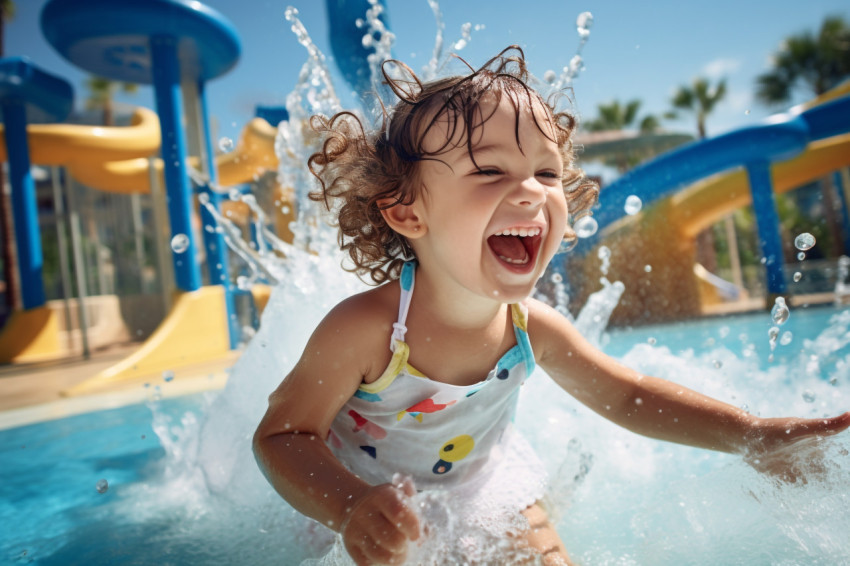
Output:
[543, 11, 593, 90]
[124, 7, 850, 566]
[421, 0, 480, 81]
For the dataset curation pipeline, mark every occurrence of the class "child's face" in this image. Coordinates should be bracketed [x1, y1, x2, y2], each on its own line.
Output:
[411, 94, 569, 303]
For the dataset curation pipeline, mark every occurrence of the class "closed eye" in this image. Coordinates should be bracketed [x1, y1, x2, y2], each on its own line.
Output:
[536, 171, 559, 179]
[474, 168, 503, 176]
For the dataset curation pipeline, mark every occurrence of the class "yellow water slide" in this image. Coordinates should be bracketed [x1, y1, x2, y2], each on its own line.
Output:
[671, 133, 850, 239]
[0, 109, 280, 382]
[671, 83, 850, 237]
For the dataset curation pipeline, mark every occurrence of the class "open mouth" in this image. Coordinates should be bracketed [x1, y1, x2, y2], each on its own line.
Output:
[487, 227, 542, 269]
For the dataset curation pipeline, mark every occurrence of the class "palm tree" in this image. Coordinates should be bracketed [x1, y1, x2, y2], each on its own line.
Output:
[585, 99, 659, 133]
[756, 16, 850, 258]
[667, 77, 727, 139]
[755, 15, 850, 105]
[0, 0, 17, 315]
[85, 76, 138, 126]
[582, 99, 665, 172]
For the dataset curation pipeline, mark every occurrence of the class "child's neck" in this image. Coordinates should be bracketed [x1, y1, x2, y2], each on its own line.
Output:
[410, 265, 510, 331]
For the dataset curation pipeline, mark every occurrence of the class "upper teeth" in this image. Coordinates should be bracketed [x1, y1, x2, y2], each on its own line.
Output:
[493, 227, 541, 237]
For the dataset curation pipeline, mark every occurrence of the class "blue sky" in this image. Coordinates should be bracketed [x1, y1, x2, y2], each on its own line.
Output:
[6, 0, 850, 148]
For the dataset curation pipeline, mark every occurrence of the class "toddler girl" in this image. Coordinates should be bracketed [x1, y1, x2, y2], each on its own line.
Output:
[253, 46, 850, 565]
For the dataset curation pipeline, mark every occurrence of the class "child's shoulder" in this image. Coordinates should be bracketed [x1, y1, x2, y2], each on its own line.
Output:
[316, 280, 400, 341]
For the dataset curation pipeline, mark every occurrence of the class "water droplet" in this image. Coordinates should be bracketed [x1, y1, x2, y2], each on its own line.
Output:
[794, 232, 815, 251]
[780, 331, 793, 346]
[543, 70, 557, 84]
[162, 370, 174, 382]
[797, 251, 806, 261]
[744, 109, 751, 115]
[574, 216, 598, 238]
[793, 271, 802, 282]
[768, 326, 780, 346]
[647, 337, 656, 345]
[771, 296, 790, 325]
[170, 234, 189, 254]
[644, 264, 652, 273]
[96, 479, 109, 493]
[551, 273, 563, 283]
[624, 195, 642, 215]
[713, 360, 723, 369]
[801, 390, 816, 403]
[576, 11, 593, 39]
[198, 192, 209, 205]
[218, 137, 234, 152]
[229, 188, 242, 201]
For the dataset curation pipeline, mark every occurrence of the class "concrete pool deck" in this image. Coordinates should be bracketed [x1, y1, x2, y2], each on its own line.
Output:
[0, 344, 241, 429]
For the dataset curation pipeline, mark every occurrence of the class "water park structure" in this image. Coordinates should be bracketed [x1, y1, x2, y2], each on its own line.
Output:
[0, 0, 848, 383]
[1, 2, 850, 564]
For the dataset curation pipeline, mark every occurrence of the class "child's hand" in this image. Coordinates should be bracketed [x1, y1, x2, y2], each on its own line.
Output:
[341, 476, 420, 565]
[744, 411, 850, 483]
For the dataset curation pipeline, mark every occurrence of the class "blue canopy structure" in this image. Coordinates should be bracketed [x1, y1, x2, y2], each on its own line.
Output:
[0, 57, 73, 310]
[41, 0, 242, 346]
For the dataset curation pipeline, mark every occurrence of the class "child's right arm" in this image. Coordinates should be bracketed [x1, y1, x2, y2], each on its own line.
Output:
[253, 295, 420, 565]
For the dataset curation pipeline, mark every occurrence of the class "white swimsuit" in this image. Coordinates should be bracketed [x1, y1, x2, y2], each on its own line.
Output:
[327, 261, 547, 500]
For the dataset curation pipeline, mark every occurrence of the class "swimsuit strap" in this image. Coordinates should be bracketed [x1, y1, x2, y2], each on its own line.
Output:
[390, 260, 416, 351]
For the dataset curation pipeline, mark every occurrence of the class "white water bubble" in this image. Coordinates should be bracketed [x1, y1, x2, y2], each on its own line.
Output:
[162, 370, 174, 383]
[771, 296, 790, 325]
[96, 479, 109, 494]
[801, 390, 816, 403]
[218, 137, 234, 152]
[229, 188, 242, 201]
[793, 271, 802, 282]
[713, 360, 723, 369]
[551, 273, 563, 284]
[576, 11, 593, 39]
[797, 252, 806, 261]
[543, 70, 557, 84]
[647, 337, 656, 345]
[198, 192, 210, 205]
[794, 232, 816, 251]
[644, 264, 652, 273]
[780, 331, 793, 346]
[170, 234, 189, 254]
[574, 216, 598, 238]
[624, 195, 642, 215]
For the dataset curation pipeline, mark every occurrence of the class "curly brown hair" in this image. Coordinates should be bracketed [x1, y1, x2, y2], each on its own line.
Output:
[308, 45, 598, 285]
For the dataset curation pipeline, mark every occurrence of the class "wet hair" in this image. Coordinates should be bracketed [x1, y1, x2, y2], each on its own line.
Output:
[308, 45, 598, 285]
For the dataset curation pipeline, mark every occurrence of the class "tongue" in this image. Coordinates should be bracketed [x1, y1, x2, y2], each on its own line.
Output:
[487, 235, 527, 261]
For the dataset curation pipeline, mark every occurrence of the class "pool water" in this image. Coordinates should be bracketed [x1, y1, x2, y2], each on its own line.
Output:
[2, 304, 848, 565]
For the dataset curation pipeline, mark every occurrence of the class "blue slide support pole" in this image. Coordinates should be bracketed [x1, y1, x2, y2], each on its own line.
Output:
[833, 170, 850, 255]
[197, 79, 238, 348]
[747, 160, 786, 295]
[2, 102, 45, 309]
[150, 35, 201, 292]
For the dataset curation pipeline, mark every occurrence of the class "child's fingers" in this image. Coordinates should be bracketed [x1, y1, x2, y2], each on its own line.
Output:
[344, 514, 408, 565]
[785, 412, 850, 442]
[378, 486, 420, 541]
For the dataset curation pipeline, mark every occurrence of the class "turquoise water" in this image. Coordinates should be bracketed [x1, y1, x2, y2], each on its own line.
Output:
[2, 304, 848, 565]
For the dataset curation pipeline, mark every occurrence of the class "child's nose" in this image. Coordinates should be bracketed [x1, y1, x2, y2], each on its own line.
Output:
[513, 177, 547, 207]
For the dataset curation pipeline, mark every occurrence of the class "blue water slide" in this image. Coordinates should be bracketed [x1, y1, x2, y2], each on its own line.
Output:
[326, 0, 391, 100]
[41, 0, 242, 347]
[588, 94, 850, 294]
[0, 57, 73, 310]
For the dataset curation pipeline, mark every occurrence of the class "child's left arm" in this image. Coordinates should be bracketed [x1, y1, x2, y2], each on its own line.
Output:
[527, 299, 850, 475]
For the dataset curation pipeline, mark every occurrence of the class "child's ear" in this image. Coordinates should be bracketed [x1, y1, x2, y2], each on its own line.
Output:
[378, 198, 427, 239]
